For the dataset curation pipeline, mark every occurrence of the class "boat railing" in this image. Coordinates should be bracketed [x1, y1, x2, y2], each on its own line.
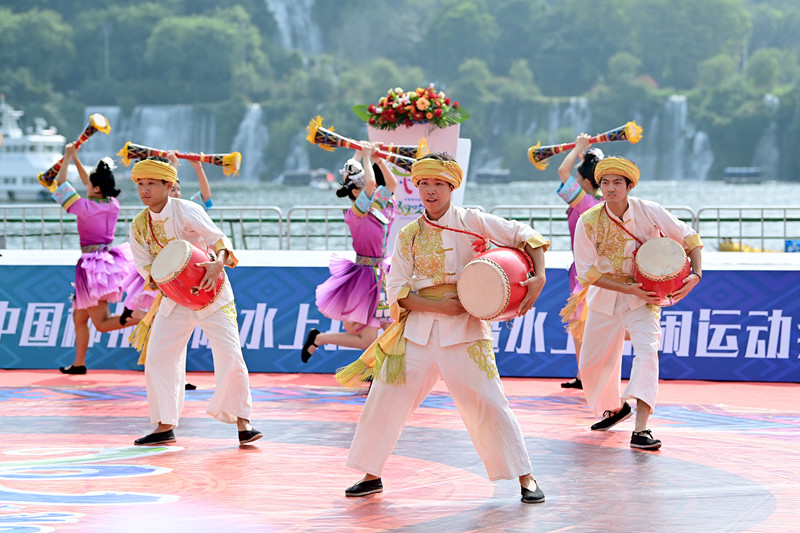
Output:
[1, 204, 799, 252]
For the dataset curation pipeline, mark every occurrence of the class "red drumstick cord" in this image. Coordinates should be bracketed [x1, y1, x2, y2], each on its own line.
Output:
[605, 203, 643, 246]
[421, 216, 495, 252]
[603, 202, 663, 248]
[148, 211, 166, 250]
[421, 216, 535, 271]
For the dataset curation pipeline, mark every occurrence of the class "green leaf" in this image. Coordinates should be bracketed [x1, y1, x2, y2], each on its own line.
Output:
[352, 104, 372, 122]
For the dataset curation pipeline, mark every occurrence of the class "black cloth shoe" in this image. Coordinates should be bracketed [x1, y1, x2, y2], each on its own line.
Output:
[238, 428, 263, 445]
[59, 365, 87, 375]
[119, 307, 134, 326]
[185, 383, 197, 390]
[521, 480, 545, 504]
[631, 429, 662, 450]
[590, 401, 632, 431]
[345, 477, 383, 497]
[301, 329, 320, 363]
[561, 378, 582, 389]
[134, 429, 176, 446]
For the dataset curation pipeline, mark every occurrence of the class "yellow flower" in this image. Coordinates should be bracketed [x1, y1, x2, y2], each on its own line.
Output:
[416, 97, 430, 111]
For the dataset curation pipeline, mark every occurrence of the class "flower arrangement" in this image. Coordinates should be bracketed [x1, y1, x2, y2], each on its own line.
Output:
[353, 84, 469, 131]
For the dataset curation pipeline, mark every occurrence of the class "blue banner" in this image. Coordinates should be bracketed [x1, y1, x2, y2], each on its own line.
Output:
[0, 263, 798, 382]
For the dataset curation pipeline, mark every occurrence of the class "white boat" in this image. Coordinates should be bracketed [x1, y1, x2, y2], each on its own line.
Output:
[0, 96, 65, 201]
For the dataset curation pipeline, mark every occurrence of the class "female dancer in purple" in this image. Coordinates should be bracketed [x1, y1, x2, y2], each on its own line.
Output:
[52, 143, 142, 374]
[557, 133, 604, 389]
[302, 142, 397, 362]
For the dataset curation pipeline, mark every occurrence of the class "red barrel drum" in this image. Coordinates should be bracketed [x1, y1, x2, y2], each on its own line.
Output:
[633, 237, 691, 307]
[457, 247, 534, 321]
[151, 240, 225, 310]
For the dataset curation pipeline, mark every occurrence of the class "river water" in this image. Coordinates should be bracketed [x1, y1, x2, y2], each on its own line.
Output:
[112, 178, 799, 212]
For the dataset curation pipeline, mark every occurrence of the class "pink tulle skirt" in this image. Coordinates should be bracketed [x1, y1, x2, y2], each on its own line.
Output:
[122, 269, 158, 311]
[315, 254, 387, 328]
[73, 244, 132, 310]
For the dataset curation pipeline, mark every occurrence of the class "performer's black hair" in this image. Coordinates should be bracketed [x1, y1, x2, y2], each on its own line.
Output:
[577, 150, 601, 189]
[90, 159, 120, 198]
[336, 163, 385, 201]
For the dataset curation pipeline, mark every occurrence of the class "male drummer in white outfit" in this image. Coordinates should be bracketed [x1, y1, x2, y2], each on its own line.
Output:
[341, 153, 550, 504]
[127, 157, 262, 446]
[573, 157, 703, 449]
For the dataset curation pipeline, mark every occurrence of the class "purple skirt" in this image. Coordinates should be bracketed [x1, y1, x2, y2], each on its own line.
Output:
[122, 269, 158, 311]
[73, 244, 133, 310]
[315, 254, 386, 328]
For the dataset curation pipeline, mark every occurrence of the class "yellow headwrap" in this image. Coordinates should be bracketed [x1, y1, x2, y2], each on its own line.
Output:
[410, 158, 464, 189]
[130, 159, 178, 184]
[594, 157, 640, 187]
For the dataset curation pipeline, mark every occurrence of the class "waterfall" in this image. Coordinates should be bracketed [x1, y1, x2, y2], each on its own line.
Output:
[608, 95, 713, 181]
[264, 0, 322, 56]
[231, 103, 269, 182]
[751, 94, 779, 180]
[81, 105, 217, 172]
[284, 132, 310, 172]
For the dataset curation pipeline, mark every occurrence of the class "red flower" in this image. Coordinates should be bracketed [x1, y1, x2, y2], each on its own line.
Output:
[453, 101, 459, 108]
[444, 97, 450, 105]
[434, 108, 442, 117]
[368, 104, 375, 113]
[369, 117, 377, 125]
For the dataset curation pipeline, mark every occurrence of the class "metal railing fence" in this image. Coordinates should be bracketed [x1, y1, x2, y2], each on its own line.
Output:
[2, 203, 799, 252]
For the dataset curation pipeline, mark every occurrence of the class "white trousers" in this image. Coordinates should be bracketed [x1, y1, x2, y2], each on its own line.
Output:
[144, 302, 252, 427]
[346, 322, 533, 481]
[579, 295, 661, 417]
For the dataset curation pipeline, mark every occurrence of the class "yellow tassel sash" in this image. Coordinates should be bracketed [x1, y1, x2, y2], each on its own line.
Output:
[129, 292, 163, 365]
[335, 284, 457, 389]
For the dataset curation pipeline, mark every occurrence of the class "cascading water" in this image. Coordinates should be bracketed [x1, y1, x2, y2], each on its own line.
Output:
[264, 0, 322, 57]
[80, 105, 217, 173]
[751, 94, 779, 180]
[231, 103, 269, 182]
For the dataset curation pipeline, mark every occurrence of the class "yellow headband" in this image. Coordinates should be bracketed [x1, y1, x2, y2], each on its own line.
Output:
[130, 159, 177, 184]
[410, 158, 463, 189]
[595, 157, 640, 187]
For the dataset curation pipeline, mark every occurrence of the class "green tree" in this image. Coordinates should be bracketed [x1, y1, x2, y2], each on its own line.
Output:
[423, 1, 500, 78]
[746, 48, 783, 91]
[144, 15, 243, 102]
[633, 0, 750, 90]
[0, 9, 75, 89]
[698, 54, 738, 88]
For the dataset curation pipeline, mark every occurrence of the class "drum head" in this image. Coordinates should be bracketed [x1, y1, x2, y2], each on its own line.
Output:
[90, 113, 108, 129]
[457, 259, 510, 320]
[636, 238, 686, 280]
[151, 240, 191, 283]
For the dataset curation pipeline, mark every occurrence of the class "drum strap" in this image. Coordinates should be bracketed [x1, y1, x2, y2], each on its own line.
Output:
[147, 210, 166, 250]
[604, 203, 664, 248]
[421, 216, 534, 272]
[421, 216, 498, 253]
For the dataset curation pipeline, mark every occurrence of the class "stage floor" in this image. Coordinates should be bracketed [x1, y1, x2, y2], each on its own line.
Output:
[0, 371, 797, 533]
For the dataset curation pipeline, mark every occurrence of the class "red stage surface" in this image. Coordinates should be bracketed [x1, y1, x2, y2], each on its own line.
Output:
[0, 370, 797, 532]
